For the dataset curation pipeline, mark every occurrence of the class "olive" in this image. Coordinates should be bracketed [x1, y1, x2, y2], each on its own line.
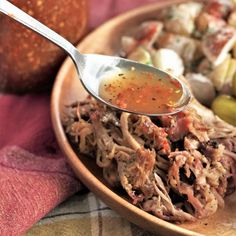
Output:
[233, 73, 236, 96]
[212, 95, 236, 126]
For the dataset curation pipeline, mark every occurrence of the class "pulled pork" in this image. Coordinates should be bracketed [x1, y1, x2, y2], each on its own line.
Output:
[63, 96, 236, 222]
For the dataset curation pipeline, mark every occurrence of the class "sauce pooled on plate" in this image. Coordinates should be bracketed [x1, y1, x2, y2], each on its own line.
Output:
[99, 68, 183, 114]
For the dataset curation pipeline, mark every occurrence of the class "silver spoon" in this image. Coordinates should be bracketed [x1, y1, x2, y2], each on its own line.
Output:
[0, 0, 191, 116]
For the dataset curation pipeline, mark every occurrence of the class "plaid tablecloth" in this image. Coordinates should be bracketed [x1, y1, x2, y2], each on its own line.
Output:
[26, 192, 155, 236]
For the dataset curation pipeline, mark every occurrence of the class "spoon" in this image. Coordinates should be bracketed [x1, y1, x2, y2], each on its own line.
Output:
[0, 0, 191, 116]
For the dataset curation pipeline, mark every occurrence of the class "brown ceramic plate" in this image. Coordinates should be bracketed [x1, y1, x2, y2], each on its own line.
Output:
[51, 1, 236, 235]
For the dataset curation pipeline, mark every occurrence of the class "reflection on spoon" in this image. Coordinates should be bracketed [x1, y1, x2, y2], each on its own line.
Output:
[0, 0, 192, 116]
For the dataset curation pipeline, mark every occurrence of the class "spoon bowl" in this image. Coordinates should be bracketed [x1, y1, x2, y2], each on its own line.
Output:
[78, 53, 191, 116]
[0, 0, 192, 116]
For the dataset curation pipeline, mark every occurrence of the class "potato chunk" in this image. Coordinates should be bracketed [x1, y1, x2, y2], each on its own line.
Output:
[202, 27, 236, 66]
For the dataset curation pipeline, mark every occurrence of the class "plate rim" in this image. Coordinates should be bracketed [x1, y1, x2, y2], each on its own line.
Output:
[51, 1, 203, 235]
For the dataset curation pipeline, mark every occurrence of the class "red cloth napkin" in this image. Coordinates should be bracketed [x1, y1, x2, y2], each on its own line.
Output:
[0, 0, 159, 235]
[0, 94, 81, 235]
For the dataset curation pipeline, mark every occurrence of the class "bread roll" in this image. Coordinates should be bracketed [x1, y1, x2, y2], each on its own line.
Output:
[0, 0, 88, 93]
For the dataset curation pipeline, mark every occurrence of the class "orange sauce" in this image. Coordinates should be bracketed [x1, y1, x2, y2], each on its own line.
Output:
[99, 69, 183, 114]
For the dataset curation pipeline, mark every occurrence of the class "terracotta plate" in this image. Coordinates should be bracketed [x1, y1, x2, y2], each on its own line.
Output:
[51, 1, 236, 235]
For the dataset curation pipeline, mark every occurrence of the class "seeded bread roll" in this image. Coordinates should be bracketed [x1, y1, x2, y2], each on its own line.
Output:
[0, 0, 88, 93]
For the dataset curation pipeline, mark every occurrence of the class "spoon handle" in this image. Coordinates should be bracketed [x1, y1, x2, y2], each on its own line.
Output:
[0, 0, 81, 61]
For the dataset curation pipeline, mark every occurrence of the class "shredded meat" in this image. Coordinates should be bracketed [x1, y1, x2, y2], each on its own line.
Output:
[63, 96, 236, 222]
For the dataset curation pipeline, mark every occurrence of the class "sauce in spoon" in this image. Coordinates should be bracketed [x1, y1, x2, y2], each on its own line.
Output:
[99, 68, 183, 114]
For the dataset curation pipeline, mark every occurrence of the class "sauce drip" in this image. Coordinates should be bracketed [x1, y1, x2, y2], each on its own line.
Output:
[99, 69, 183, 114]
